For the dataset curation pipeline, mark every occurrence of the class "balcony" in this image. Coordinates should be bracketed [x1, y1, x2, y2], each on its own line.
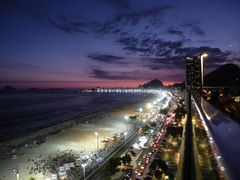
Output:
[191, 96, 240, 180]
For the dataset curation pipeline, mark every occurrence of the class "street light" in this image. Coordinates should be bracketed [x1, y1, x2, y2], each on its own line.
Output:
[82, 163, 87, 180]
[124, 115, 129, 131]
[94, 131, 99, 151]
[13, 168, 19, 180]
[139, 108, 143, 112]
[124, 132, 127, 145]
[200, 53, 208, 95]
[146, 103, 152, 109]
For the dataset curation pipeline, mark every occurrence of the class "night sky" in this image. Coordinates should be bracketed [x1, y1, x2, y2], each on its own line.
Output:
[0, 0, 240, 88]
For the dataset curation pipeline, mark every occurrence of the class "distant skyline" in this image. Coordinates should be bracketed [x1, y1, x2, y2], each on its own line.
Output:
[0, 0, 240, 88]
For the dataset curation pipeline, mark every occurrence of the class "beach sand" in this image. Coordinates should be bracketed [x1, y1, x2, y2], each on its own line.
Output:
[0, 96, 155, 180]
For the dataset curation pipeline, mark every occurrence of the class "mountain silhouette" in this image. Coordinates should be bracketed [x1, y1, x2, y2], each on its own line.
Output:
[172, 63, 240, 88]
[140, 79, 164, 88]
[204, 63, 240, 87]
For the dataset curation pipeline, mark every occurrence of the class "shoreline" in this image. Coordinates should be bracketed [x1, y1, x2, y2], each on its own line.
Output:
[0, 93, 152, 145]
[0, 94, 157, 180]
[0, 94, 153, 156]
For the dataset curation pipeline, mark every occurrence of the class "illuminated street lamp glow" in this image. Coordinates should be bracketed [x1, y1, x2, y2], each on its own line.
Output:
[94, 132, 99, 151]
[123, 132, 127, 145]
[139, 108, 143, 112]
[146, 103, 152, 109]
[200, 53, 208, 95]
[125, 115, 129, 131]
[82, 163, 87, 180]
[153, 101, 157, 105]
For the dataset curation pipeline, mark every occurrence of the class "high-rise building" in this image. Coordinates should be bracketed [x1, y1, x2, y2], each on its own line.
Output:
[186, 56, 201, 89]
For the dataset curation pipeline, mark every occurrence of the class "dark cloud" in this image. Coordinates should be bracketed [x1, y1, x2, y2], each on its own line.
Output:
[167, 27, 184, 36]
[174, 46, 231, 58]
[97, 5, 174, 34]
[198, 40, 215, 43]
[117, 35, 183, 57]
[116, 32, 232, 70]
[181, 20, 205, 36]
[143, 46, 232, 70]
[99, 0, 131, 9]
[48, 17, 96, 34]
[87, 53, 126, 64]
[142, 56, 186, 70]
[92, 69, 108, 77]
[8, 0, 173, 35]
[21, 4, 173, 35]
[0, 61, 41, 69]
[91, 69, 141, 80]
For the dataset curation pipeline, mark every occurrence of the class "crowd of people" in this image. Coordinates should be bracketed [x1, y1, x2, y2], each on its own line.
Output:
[28, 150, 85, 177]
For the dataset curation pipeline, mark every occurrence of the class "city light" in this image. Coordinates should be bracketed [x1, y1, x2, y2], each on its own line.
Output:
[82, 163, 87, 180]
[139, 108, 143, 112]
[123, 132, 127, 145]
[94, 131, 99, 151]
[146, 103, 152, 109]
[201, 53, 208, 58]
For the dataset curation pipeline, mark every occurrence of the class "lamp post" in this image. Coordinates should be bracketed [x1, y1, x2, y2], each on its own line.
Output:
[13, 168, 19, 180]
[200, 53, 208, 96]
[94, 131, 99, 151]
[124, 115, 129, 131]
[124, 132, 127, 145]
[82, 163, 87, 180]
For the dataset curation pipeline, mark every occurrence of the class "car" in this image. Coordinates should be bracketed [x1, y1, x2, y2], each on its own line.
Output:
[146, 159, 150, 164]
[123, 171, 132, 179]
[137, 171, 143, 176]
[140, 165, 145, 170]
[134, 169, 139, 174]
[138, 161, 142, 166]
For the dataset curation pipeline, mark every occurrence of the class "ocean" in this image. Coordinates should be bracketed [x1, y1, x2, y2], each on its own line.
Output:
[0, 90, 149, 141]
